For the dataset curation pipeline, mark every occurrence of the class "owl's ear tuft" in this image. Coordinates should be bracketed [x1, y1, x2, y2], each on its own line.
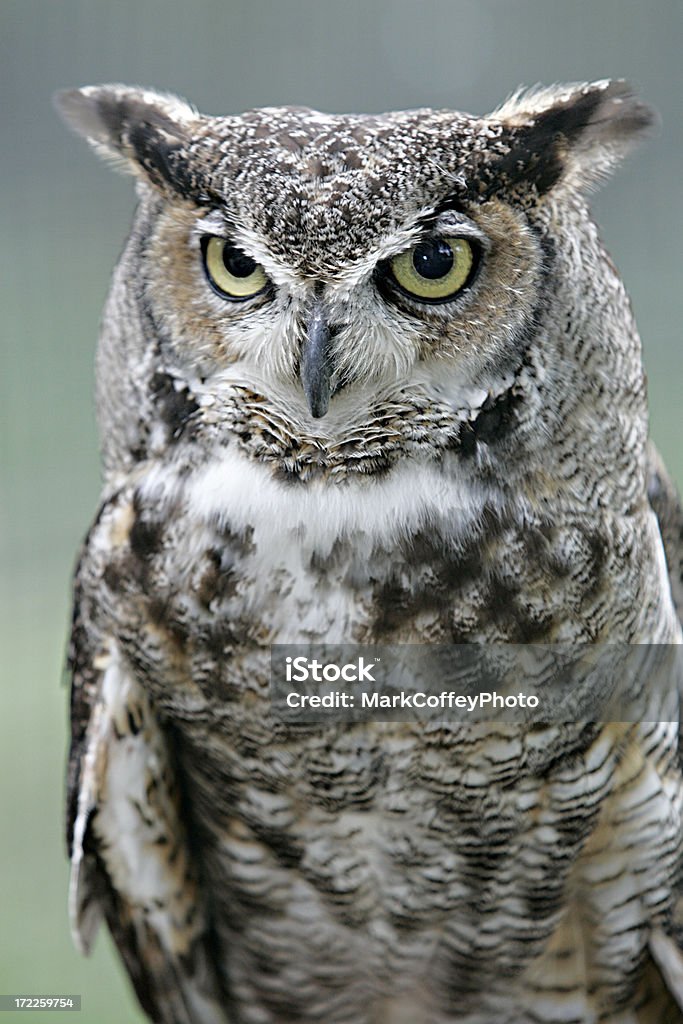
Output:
[54, 84, 200, 196]
[491, 80, 658, 196]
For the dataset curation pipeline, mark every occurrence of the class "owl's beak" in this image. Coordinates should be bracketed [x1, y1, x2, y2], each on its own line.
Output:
[300, 303, 332, 418]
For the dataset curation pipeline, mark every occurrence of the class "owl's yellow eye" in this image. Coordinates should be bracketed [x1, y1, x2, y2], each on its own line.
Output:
[387, 237, 476, 302]
[202, 236, 269, 300]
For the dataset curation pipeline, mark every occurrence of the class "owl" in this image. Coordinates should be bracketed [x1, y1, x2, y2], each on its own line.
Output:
[57, 80, 683, 1023]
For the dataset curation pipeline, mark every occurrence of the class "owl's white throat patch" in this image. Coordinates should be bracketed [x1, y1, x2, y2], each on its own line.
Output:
[173, 447, 492, 554]
[138, 360, 525, 556]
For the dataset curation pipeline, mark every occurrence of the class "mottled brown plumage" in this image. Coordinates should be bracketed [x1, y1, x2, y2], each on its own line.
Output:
[58, 81, 683, 1022]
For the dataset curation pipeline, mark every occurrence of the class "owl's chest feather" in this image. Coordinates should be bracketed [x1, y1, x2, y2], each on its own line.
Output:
[91, 442, 675, 698]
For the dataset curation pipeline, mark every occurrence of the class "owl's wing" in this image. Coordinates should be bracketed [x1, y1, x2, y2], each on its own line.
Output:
[646, 440, 683, 622]
[644, 442, 683, 1012]
[66, 575, 227, 1024]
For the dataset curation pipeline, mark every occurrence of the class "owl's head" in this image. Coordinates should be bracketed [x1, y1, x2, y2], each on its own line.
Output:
[57, 81, 654, 493]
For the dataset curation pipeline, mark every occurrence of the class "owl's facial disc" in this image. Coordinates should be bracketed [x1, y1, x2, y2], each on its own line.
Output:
[300, 301, 333, 418]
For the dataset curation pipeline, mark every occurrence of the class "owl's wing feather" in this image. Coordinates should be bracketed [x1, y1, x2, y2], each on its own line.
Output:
[67, 611, 227, 1024]
[649, 929, 683, 1014]
[644, 442, 683, 1016]
[646, 440, 683, 622]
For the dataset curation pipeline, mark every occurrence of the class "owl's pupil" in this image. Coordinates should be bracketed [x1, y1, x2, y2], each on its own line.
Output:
[412, 240, 454, 279]
[223, 246, 257, 278]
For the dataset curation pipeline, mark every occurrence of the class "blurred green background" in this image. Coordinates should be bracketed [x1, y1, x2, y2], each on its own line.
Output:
[1, 1, 681, 1021]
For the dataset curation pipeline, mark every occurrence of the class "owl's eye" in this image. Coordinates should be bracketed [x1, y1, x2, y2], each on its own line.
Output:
[201, 236, 269, 300]
[386, 237, 477, 303]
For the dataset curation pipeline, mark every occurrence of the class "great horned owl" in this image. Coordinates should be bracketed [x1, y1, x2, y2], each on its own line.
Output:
[57, 81, 683, 1023]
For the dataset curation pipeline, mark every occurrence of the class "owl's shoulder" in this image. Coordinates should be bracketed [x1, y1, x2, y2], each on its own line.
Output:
[646, 441, 683, 622]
